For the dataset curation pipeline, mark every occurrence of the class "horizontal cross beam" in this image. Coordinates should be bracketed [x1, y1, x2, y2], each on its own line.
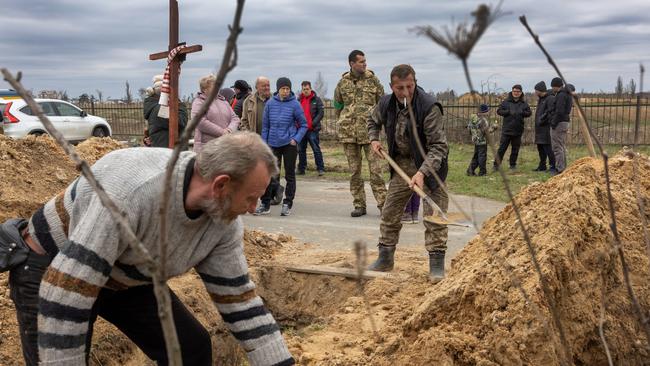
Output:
[149, 44, 202, 60]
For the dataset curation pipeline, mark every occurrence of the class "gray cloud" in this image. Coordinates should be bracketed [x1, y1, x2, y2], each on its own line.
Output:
[0, 0, 648, 99]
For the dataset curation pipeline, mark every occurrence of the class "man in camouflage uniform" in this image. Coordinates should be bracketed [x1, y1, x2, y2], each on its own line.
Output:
[367, 64, 449, 282]
[334, 50, 387, 217]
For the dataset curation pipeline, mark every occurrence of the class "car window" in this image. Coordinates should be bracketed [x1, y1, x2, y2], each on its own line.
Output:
[19, 103, 57, 116]
[52, 102, 81, 117]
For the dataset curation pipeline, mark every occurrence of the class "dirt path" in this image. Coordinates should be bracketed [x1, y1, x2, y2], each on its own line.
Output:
[243, 178, 505, 261]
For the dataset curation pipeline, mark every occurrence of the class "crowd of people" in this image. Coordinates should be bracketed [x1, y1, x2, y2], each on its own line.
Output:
[0, 47, 579, 365]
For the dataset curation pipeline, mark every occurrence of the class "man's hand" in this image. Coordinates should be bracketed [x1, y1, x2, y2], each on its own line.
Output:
[410, 171, 425, 190]
[290, 139, 297, 146]
[371, 141, 384, 158]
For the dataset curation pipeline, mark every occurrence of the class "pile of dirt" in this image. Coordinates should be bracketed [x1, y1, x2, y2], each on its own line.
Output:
[75, 137, 126, 164]
[374, 152, 650, 365]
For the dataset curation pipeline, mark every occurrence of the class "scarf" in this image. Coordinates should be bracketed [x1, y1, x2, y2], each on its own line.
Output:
[157, 44, 187, 118]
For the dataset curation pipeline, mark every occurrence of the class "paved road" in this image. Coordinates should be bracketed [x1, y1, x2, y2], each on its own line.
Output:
[243, 178, 505, 260]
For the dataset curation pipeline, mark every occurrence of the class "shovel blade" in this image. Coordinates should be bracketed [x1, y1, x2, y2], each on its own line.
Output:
[423, 212, 472, 227]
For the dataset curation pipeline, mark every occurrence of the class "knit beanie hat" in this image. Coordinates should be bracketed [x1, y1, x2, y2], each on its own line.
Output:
[478, 104, 490, 113]
[551, 77, 563, 87]
[534, 81, 547, 92]
[233, 79, 251, 92]
[218, 88, 235, 102]
[276, 77, 292, 91]
[512, 84, 523, 91]
[566, 83, 576, 92]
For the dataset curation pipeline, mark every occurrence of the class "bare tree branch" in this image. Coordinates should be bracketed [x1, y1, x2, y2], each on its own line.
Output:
[0, 68, 187, 362]
[156, 1, 246, 363]
[520, 14, 650, 350]
[411, 2, 505, 93]
[354, 241, 378, 337]
[599, 273, 614, 366]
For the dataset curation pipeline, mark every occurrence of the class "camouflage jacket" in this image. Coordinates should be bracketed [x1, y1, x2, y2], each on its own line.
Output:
[467, 114, 496, 145]
[333, 69, 384, 144]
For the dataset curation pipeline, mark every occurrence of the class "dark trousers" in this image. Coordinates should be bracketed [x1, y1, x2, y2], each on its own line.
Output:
[9, 251, 212, 366]
[262, 144, 298, 207]
[468, 144, 488, 175]
[494, 134, 522, 168]
[536, 143, 556, 170]
[298, 130, 325, 172]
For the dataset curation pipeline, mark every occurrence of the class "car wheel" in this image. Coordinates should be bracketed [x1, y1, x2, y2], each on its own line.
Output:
[92, 127, 106, 137]
[30, 131, 45, 136]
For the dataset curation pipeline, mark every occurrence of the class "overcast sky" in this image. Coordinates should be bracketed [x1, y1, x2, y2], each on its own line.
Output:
[1, 0, 648, 100]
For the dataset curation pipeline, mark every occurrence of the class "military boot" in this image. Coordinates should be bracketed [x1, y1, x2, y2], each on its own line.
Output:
[428, 250, 445, 283]
[368, 244, 395, 272]
[350, 207, 367, 217]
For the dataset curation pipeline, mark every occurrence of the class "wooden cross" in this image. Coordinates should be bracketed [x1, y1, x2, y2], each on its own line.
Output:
[149, 0, 202, 148]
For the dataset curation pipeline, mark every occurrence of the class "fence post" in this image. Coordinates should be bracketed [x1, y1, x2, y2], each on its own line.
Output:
[90, 97, 96, 115]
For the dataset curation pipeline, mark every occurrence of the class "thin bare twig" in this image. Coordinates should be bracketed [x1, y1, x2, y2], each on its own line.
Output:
[410, 4, 570, 363]
[630, 65, 650, 265]
[518, 15, 596, 158]
[599, 273, 614, 366]
[521, 15, 650, 350]
[354, 241, 378, 337]
[156, 1, 246, 363]
[412, 2, 505, 93]
[0, 68, 186, 362]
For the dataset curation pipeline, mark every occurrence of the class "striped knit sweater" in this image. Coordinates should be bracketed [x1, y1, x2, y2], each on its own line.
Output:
[29, 147, 294, 366]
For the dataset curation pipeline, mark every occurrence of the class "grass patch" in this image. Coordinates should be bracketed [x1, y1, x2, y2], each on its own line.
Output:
[298, 140, 650, 202]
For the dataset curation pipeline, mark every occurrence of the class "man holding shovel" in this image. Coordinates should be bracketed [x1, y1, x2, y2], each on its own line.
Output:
[367, 64, 449, 282]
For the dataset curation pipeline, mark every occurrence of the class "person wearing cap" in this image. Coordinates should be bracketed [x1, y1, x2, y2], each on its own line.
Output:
[256, 77, 308, 217]
[232, 79, 252, 118]
[494, 84, 531, 170]
[533, 81, 556, 172]
[143, 74, 188, 148]
[467, 103, 495, 176]
[550, 77, 572, 175]
[191, 74, 240, 152]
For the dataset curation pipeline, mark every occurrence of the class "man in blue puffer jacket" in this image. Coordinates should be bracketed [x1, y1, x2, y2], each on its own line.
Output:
[256, 77, 308, 216]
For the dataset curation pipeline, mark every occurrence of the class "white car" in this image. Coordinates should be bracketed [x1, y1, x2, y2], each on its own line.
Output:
[1, 98, 112, 142]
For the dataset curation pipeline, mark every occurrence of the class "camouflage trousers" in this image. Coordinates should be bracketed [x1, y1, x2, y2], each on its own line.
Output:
[343, 143, 387, 210]
[379, 156, 448, 252]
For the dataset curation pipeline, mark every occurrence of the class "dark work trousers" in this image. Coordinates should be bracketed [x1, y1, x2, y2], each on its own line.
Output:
[468, 144, 488, 175]
[536, 143, 556, 170]
[494, 134, 522, 168]
[9, 250, 212, 366]
[297, 130, 325, 172]
[261, 144, 298, 207]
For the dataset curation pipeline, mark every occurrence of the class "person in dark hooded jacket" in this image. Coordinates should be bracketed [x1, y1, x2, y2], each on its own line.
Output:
[533, 81, 556, 172]
[550, 77, 573, 174]
[494, 84, 531, 170]
[232, 79, 252, 118]
[143, 75, 188, 148]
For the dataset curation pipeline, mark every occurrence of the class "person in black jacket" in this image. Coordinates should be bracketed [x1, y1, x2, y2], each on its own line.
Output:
[533, 81, 556, 172]
[550, 77, 572, 174]
[297, 81, 326, 175]
[494, 84, 531, 170]
[232, 79, 252, 118]
[143, 75, 188, 148]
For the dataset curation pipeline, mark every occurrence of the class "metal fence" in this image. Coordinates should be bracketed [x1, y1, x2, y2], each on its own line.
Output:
[76, 96, 650, 145]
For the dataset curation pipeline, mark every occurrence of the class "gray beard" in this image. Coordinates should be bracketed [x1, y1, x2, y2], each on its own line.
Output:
[199, 195, 235, 224]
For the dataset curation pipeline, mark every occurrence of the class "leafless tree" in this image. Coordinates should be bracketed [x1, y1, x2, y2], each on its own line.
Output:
[313, 71, 328, 98]
[125, 80, 132, 104]
[95, 89, 103, 102]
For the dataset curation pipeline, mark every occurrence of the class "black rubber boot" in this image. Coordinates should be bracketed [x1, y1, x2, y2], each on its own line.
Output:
[368, 244, 395, 272]
[428, 250, 445, 283]
[350, 207, 367, 217]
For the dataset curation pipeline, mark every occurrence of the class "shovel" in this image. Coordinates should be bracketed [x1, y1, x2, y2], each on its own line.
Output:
[379, 150, 471, 227]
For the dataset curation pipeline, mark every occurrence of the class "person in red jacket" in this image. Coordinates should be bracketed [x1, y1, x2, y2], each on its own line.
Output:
[297, 81, 325, 176]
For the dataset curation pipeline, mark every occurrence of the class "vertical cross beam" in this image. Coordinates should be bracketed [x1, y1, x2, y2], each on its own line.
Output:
[149, 0, 202, 148]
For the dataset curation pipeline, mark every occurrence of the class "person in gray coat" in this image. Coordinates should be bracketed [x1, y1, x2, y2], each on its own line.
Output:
[533, 81, 556, 172]
[550, 77, 573, 175]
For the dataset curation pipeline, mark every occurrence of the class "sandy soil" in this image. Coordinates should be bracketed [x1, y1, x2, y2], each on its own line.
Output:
[0, 134, 648, 365]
